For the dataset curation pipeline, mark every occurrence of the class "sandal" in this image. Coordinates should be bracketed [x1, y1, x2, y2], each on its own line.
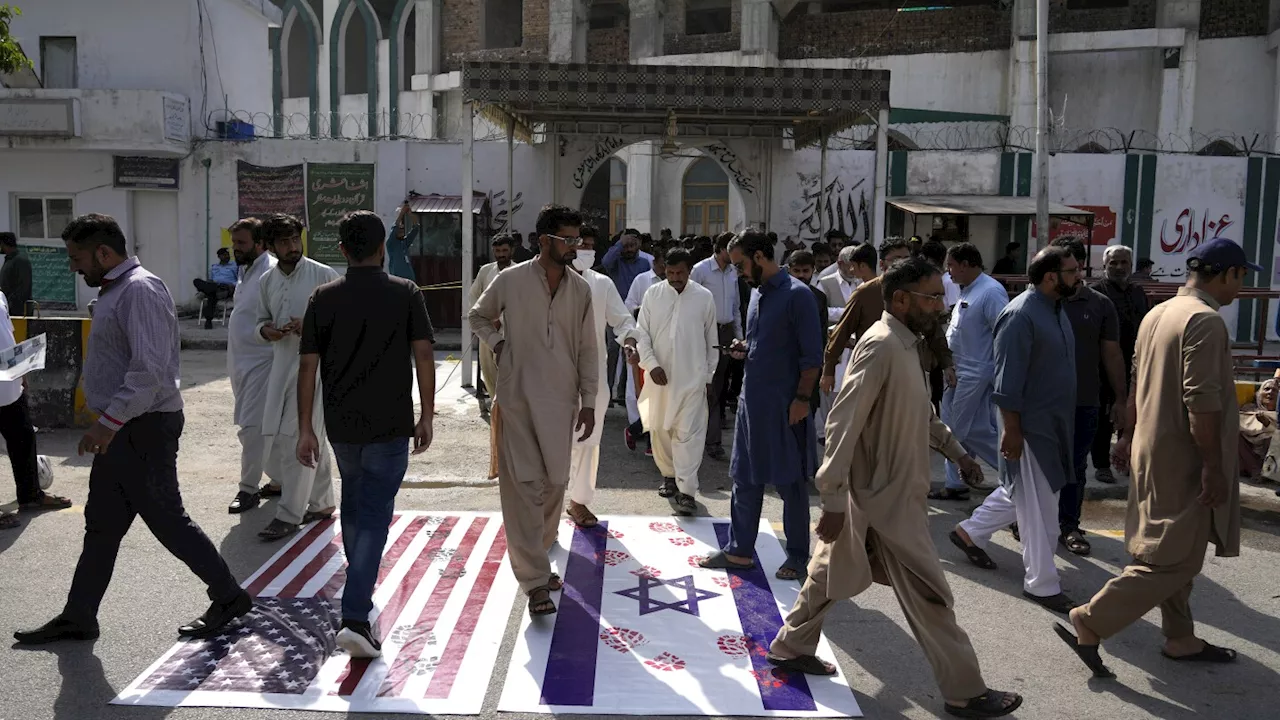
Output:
[949, 530, 997, 570]
[546, 574, 563, 592]
[566, 502, 598, 528]
[1162, 642, 1238, 663]
[0, 513, 20, 529]
[775, 558, 806, 582]
[1053, 622, 1116, 678]
[259, 483, 283, 498]
[671, 492, 696, 516]
[928, 487, 971, 501]
[698, 551, 754, 571]
[1023, 590, 1077, 615]
[657, 478, 677, 498]
[302, 509, 334, 524]
[20, 493, 72, 512]
[766, 652, 837, 676]
[258, 519, 300, 542]
[1061, 529, 1091, 556]
[527, 587, 556, 616]
[944, 689, 1024, 718]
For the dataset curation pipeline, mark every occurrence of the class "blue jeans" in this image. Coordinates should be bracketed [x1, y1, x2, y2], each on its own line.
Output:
[1057, 407, 1098, 535]
[331, 438, 410, 622]
[726, 479, 810, 565]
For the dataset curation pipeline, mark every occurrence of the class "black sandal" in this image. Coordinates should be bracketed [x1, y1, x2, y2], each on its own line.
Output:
[0, 513, 19, 529]
[1061, 530, 1091, 556]
[302, 509, 334, 524]
[658, 478, 677, 498]
[698, 551, 754, 571]
[1162, 642, 1238, 663]
[1053, 623, 1116, 678]
[259, 483, 283, 498]
[928, 487, 971, 501]
[944, 689, 1024, 718]
[527, 587, 556, 616]
[949, 530, 997, 570]
[546, 574, 563, 592]
[566, 503, 598, 528]
[766, 652, 837, 676]
[258, 519, 300, 542]
[20, 493, 72, 512]
[671, 492, 696, 516]
[775, 558, 806, 581]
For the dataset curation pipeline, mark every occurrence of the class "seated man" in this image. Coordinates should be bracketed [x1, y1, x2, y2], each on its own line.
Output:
[192, 247, 238, 329]
[1240, 375, 1278, 480]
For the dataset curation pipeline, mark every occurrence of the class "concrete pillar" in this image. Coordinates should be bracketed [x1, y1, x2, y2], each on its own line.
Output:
[873, 108, 889, 244]
[630, 0, 665, 61]
[1007, 0, 1036, 129]
[740, 0, 778, 59]
[1157, 32, 1197, 139]
[460, 102, 475, 387]
[377, 39, 392, 135]
[626, 142, 657, 234]
[318, 43, 331, 134]
[549, 0, 587, 62]
[416, 0, 441, 76]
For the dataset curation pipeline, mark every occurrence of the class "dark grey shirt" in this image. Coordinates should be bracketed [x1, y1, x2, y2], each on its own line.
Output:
[1063, 285, 1119, 407]
[0, 250, 32, 312]
[1091, 278, 1150, 390]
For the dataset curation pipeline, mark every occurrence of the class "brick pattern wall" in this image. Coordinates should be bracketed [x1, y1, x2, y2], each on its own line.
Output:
[665, 0, 742, 56]
[1200, 0, 1268, 38]
[588, 28, 632, 63]
[779, 6, 1010, 59]
[442, 0, 551, 71]
[1048, 0, 1155, 35]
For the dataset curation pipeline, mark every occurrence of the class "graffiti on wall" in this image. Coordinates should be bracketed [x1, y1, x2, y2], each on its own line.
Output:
[490, 189, 525, 234]
[795, 174, 870, 243]
[1159, 208, 1235, 255]
[572, 137, 627, 189]
[705, 144, 756, 195]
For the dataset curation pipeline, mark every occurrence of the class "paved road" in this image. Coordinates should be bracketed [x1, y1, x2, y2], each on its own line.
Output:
[1, 350, 1278, 720]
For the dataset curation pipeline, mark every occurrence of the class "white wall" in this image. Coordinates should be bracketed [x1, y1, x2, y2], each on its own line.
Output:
[905, 151, 1002, 196]
[1049, 49, 1162, 135]
[406, 140, 553, 236]
[1193, 38, 1276, 139]
[203, 0, 277, 122]
[770, 148, 876, 244]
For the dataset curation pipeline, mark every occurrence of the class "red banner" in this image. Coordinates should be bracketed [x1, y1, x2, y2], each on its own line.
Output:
[1032, 205, 1117, 246]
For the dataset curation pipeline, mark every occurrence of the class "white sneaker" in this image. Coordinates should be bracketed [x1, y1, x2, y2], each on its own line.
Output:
[336, 621, 381, 658]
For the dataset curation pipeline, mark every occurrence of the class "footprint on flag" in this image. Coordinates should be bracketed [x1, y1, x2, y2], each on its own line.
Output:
[648, 521, 682, 533]
[711, 575, 744, 589]
[717, 634, 765, 659]
[687, 554, 706, 569]
[668, 536, 694, 547]
[607, 529, 625, 539]
[750, 668, 789, 688]
[644, 652, 687, 672]
[602, 550, 631, 566]
[630, 566, 662, 578]
[600, 628, 649, 653]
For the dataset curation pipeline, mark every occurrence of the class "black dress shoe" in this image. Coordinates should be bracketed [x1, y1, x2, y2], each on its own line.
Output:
[178, 592, 253, 639]
[228, 491, 261, 514]
[14, 615, 100, 645]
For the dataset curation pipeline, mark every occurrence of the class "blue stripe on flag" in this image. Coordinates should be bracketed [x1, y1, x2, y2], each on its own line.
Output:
[714, 522, 817, 712]
[539, 521, 609, 706]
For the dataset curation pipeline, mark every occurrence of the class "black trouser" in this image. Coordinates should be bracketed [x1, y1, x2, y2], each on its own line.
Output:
[0, 393, 39, 504]
[929, 366, 944, 415]
[1092, 404, 1115, 471]
[192, 280, 234, 321]
[725, 358, 744, 408]
[705, 324, 737, 449]
[63, 412, 241, 624]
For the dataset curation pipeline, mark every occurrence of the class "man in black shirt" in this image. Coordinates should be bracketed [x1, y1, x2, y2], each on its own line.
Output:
[1089, 245, 1149, 484]
[297, 210, 436, 659]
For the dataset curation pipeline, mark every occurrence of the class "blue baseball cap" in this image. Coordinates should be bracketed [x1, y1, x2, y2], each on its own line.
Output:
[1186, 237, 1263, 273]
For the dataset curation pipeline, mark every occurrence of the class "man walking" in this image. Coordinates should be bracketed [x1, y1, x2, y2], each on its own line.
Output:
[469, 233, 516, 411]
[566, 225, 636, 528]
[193, 247, 239, 330]
[226, 217, 282, 513]
[635, 248, 718, 515]
[252, 214, 341, 541]
[0, 232, 32, 315]
[601, 230, 652, 402]
[1090, 245, 1150, 484]
[297, 210, 436, 658]
[767, 256, 1021, 719]
[690, 233, 743, 460]
[952, 247, 1078, 615]
[933, 243, 1008, 502]
[1051, 238, 1127, 557]
[1057, 238, 1248, 678]
[16, 214, 250, 644]
[622, 251, 666, 453]
[469, 205, 598, 616]
[700, 231, 823, 582]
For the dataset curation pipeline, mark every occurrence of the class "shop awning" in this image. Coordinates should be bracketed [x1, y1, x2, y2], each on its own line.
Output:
[407, 193, 487, 214]
[887, 195, 1094, 219]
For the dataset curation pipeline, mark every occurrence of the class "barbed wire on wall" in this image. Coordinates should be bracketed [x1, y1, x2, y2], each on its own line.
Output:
[202, 108, 517, 143]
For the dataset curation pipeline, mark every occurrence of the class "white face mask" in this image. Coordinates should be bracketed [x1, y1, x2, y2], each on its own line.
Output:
[572, 249, 596, 272]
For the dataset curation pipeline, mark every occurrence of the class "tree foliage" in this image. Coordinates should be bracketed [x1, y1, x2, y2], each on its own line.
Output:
[0, 5, 32, 76]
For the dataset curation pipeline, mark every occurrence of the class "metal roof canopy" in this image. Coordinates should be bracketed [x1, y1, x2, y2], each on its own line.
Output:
[460, 61, 890, 148]
[407, 193, 488, 214]
[888, 195, 1095, 219]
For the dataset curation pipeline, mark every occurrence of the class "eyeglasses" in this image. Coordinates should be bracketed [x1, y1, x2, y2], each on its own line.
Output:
[546, 233, 583, 248]
[908, 290, 946, 304]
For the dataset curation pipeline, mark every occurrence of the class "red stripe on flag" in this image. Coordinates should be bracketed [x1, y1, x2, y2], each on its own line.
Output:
[244, 518, 336, 597]
[318, 514, 408, 599]
[281, 532, 345, 598]
[423, 525, 508, 699]
[335, 516, 459, 697]
[376, 517, 490, 697]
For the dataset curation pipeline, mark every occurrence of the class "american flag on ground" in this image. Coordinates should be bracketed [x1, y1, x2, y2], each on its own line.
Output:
[113, 512, 517, 715]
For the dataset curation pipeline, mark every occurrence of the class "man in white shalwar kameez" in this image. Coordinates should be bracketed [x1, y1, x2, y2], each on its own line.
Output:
[226, 218, 281, 514]
[251, 214, 341, 541]
[635, 249, 718, 514]
[566, 227, 637, 527]
[622, 253, 665, 451]
[469, 234, 515, 409]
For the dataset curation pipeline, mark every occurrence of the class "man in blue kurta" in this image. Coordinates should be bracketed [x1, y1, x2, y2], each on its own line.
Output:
[700, 231, 824, 582]
[385, 201, 419, 283]
[953, 246, 1079, 615]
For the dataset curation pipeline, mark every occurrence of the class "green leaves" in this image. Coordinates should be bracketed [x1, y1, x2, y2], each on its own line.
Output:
[0, 5, 33, 76]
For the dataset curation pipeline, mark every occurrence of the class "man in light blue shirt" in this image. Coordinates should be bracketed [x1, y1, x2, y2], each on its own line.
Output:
[690, 233, 744, 459]
[934, 243, 1008, 501]
[601, 230, 652, 401]
[192, 247, 239, 330]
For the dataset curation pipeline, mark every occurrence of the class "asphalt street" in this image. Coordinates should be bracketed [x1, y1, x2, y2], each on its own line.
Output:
[1, 348, 1278, 720]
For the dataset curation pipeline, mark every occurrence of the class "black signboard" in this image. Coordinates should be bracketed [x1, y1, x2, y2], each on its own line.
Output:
[113, 155, 181, 190]
[237, 161, 306, 219]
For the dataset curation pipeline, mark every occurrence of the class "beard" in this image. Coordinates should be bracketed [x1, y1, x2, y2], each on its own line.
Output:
[234, 248, 258, 266]
[904, 307, 940, 336]
[79, 255, 108, 287]
[549, 246, 574, 267]
[1057, 274, 1078, 298]
[744, 263, 764, 287]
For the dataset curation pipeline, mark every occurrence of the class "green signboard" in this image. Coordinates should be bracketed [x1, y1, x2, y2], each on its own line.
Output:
[305, 163, 375, 266]
[27, 246, 77, 309]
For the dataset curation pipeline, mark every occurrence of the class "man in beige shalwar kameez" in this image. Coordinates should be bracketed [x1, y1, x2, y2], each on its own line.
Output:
[468, 205, 598, 616]
[769, 257, 1022, 719]
[1057, 238, 1247, 678]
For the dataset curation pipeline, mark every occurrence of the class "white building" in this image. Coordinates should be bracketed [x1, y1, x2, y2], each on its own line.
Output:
[3, 0, 1280, 339]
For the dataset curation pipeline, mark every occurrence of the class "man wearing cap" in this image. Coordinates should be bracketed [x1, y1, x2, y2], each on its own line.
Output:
[1056, 237, 1248, 678]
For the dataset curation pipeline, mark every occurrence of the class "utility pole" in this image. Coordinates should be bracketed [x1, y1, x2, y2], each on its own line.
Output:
[1034, 0, 1050, 253]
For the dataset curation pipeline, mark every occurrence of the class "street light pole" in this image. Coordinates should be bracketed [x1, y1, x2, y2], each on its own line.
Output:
[1035, 0, 1050, 252]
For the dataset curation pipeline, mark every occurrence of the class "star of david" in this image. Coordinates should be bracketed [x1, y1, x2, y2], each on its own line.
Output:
[614, 574, 720, 616]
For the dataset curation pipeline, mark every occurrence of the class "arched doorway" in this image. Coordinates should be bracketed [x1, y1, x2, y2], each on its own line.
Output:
[682, 157, 729, 236]
[581, 157, 627, 235]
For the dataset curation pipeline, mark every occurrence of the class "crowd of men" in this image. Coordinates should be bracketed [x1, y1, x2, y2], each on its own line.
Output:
[0, 198, 1254, 718]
